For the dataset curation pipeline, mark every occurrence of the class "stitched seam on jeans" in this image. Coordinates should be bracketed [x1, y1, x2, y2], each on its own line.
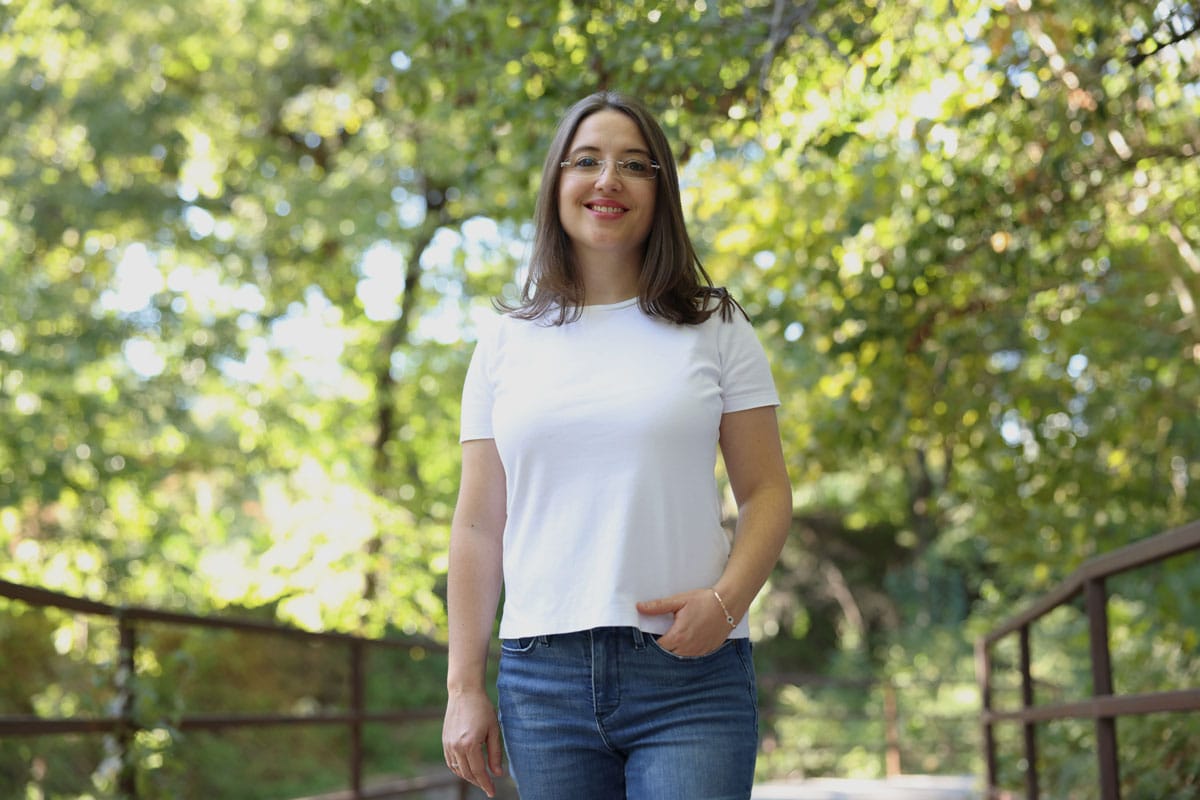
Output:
[499, 637, 539, 654]
[734, 640, 759, 721]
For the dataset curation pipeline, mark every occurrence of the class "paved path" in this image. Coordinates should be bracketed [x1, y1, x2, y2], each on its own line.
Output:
[752, 775, 981, 799]
[400, 773, 981, 799]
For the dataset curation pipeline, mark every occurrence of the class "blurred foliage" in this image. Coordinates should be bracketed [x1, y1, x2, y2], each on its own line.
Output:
[2, 0, 1199, 796]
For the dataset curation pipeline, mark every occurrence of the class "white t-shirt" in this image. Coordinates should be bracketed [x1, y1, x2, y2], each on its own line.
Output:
[460, 297, 780, 639]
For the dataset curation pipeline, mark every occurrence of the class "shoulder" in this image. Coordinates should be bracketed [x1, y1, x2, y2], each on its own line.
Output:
[474, 308, 559, 358]
[479, 306, 546, 335]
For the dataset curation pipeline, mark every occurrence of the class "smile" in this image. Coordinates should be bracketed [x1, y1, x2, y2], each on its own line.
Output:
[586, 203, 627, 214]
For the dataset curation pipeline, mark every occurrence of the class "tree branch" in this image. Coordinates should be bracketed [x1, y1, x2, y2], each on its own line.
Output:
[1128, 11, 1200, 67]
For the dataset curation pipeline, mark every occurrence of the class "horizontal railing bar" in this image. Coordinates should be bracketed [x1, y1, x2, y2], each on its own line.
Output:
[760, 672, 978, 690]
[0, 580, 115, 616]
[121, 606, 361, 643]
[1081, 519, 1200, 585]
[0, 579, 447, 653]
[765, 739, 981, 752]
[176, 709, 446, 731]
[983, 520, 1200, 645]
[759, 711, 979, 726]
[0, 717, 123, 736]
[0, 707, 446, 737]
[121, 607, 445, 654]
[985, 584, 1084, 645]
[758, 673, 875, 689]
[982, 688, 1200, 724]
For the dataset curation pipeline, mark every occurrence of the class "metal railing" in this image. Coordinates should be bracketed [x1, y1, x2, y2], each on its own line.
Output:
[759, 671, 979, 777]
[976, 519, 1200, 799]
[0, 579, 467, 799]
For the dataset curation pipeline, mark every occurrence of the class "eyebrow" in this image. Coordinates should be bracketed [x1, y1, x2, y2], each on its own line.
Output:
[566, 145, 654, 159]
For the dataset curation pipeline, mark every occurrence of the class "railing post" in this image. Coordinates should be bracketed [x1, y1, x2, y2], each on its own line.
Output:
[1019, 625, 1038, 799]
[883, 679, 901, 777]
[116, 612, 138, 799]
[976, 638, 998, 796]
[1086, 578, 1121, 800]
[350, 639, 365, 799]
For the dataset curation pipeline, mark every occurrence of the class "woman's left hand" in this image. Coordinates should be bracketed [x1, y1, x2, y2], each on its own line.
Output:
[636, 589, 734, 656]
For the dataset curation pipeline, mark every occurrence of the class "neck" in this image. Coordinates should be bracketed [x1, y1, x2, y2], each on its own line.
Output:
[575, 252, 641, 306]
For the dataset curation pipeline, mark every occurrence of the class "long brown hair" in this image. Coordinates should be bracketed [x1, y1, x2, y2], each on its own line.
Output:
[500, 91, 742, 326]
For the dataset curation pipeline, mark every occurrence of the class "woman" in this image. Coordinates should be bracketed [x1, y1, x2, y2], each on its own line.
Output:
[442, 91, 792, 800]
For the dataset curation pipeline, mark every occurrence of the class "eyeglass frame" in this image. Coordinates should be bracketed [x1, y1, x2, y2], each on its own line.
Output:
[558, 155, 661, 180]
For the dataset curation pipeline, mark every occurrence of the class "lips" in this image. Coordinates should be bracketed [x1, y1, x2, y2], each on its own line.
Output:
[585, 201, 628, 215]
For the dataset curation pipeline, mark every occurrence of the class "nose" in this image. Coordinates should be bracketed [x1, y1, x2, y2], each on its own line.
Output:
[593, 160, 622, 189]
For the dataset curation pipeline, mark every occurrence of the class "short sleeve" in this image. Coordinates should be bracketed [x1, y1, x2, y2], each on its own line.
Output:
[459, 332, 496, 442]
[718, 312, 781, 413]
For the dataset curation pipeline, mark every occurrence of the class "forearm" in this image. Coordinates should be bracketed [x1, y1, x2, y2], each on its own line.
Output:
[713, 482, 792, 623]
[713, 406, 792, 624]
[445, 439, 507, 694]
[442, 470, 507, 798]
[637, 481, 791, 656]
[446, 523, 504, 693]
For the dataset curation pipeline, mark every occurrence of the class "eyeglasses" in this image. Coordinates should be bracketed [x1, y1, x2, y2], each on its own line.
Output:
[559, 155, 660, 180]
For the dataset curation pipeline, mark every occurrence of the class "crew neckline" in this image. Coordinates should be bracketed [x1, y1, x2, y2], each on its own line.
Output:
[582, 297, 639, 312]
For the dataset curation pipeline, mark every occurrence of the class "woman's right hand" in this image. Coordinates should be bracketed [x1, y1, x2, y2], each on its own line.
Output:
[443, 687, 505, 798]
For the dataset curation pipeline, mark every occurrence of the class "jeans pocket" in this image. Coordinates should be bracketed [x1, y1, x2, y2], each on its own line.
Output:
[500, 636, 539, 655]
[647, 635, 733, 662]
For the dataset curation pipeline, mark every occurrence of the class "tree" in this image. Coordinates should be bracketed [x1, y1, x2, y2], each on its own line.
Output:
[2, 0, 1198, 791]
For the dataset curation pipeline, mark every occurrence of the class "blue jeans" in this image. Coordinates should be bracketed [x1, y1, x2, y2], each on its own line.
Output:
[497, 627, 758, 800]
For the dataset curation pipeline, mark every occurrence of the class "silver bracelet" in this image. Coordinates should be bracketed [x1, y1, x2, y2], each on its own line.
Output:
[711, 588, 737, 629]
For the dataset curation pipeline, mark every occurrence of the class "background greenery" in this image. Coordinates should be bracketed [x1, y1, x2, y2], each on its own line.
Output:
[2, 0, 1198, 797]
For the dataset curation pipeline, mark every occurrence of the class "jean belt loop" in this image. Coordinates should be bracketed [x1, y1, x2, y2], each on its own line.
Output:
[536, 634, 550, 647]
[631, 627, 645, 648]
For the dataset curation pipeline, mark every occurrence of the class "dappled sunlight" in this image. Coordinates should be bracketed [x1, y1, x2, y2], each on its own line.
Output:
[194, 457, 386, 630]
[2, 0, 1199, 795]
